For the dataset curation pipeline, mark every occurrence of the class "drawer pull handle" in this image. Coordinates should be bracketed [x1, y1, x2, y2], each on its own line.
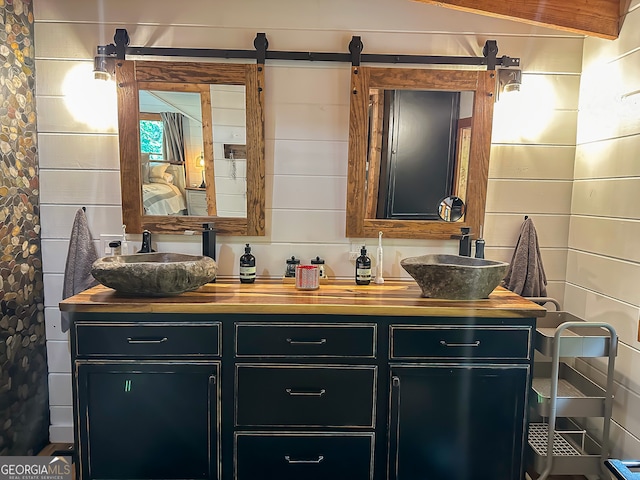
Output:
[440, 340, 480, 347]
[285, 388, 326, 397]
[284, 455, 324, 464]
[286, 338, 327, 345]
[127, 337, 168, 344]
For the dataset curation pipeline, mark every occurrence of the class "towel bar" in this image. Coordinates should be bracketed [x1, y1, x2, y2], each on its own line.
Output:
[524, 297, 561, 311]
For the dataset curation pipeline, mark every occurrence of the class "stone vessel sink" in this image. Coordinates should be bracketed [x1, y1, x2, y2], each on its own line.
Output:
[400, 254, 509, 300]
[91, 253, 217, 296]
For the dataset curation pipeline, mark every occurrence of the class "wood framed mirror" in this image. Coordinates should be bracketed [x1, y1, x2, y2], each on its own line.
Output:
[346, 66, 495, 240]
[116, 60, 265, 235]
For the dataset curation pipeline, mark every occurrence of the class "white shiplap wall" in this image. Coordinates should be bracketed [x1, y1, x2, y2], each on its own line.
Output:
[567, 2, 640, 461]
[33, 0, 582, 442]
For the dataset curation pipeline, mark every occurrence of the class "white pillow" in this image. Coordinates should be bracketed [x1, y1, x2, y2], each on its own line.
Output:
[149, 163, 169, 179]
[149, 172, 174, 185]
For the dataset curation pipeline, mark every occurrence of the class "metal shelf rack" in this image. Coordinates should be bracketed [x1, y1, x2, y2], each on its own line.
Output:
[526, 311, 618, 479]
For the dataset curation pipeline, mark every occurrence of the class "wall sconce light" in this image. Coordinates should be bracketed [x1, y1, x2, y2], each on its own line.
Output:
[497, 69, 522, 101]
[620, 89, 640, 104]
[198, 154, 206, 188]
[93, 54, 115, 81]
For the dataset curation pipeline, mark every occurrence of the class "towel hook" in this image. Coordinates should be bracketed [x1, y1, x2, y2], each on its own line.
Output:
[524, 215, 528, 220]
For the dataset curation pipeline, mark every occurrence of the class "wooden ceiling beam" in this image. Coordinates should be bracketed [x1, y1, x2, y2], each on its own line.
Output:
[413, 0, 620, 39]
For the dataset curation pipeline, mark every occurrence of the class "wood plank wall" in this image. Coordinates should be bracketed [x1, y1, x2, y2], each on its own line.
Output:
[33, 0, 582, 442]
[567, 2, 640, 461]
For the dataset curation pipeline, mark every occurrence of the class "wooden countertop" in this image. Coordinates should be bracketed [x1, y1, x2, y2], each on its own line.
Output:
[60, 279, 546, 318]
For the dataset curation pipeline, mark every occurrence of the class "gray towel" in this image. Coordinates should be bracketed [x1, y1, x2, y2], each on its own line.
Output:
[61, 208, 99, 332]
[503, 217, 547, 297]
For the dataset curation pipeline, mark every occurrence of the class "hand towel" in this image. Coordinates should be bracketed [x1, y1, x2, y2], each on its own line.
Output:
[61, 208, 99, 332]
[503, 217, 547, 297]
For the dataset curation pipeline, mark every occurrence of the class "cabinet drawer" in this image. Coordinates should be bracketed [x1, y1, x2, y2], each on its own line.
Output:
[390, 325, 531, 360]
[236, 365, 376, 428]
[235, 433, 374, 480]
[235, 323, 376, 357]
[75, 322, 221, 357]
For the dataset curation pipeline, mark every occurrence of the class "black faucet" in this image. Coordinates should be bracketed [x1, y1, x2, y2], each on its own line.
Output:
[202, 223, 216, 283]
[137, 230, 155, 253]
[458, 227, 472, 257]
[202, 223, 216, 261]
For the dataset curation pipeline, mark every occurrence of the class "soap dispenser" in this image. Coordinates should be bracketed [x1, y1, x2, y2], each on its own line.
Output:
[474, 225, 486, 259]
[239, 244, 256, 284]
[355, 246, 372, 285]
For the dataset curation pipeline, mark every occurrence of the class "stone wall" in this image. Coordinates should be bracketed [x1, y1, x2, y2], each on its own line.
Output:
[0, 0, 49, 455]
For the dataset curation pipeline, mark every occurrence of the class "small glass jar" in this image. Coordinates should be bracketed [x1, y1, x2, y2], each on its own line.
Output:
[311, 256, 326, 278]
[285, 256, 300, 278]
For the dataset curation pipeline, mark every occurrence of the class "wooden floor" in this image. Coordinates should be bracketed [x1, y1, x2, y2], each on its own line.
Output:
[39, 443, 75, 457]
[38, 443, 75, 477]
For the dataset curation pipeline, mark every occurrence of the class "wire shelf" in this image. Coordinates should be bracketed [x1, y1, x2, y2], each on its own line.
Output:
[528, 423, 582, 457]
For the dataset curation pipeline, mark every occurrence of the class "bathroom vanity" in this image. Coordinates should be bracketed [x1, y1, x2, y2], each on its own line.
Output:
[60, 280, 545, 480]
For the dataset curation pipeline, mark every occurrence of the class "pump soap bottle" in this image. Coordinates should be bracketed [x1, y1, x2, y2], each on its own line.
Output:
[239, 244, 256, 283]
[355, 246, 372, 285]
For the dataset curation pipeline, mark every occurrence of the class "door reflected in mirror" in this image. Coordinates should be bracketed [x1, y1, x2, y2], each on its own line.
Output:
[346, 66, 495, 240]
[438, 195, 466, 222]
[365, 88, 473, 220]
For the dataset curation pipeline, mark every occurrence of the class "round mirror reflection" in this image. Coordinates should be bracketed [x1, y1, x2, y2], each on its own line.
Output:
[438, 196, 466, 222]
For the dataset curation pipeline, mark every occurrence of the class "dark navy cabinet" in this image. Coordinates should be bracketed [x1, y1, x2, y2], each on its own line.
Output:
[72, 319, 221, 480]
[76, 362, 219, 480]
[388, 365, 528, 480]
[70, 313, 533, 480]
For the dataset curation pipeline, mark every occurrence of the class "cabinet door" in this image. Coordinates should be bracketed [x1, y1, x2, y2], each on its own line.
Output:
[76, 362, 219, 480]
[388, 364, 528, 480]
